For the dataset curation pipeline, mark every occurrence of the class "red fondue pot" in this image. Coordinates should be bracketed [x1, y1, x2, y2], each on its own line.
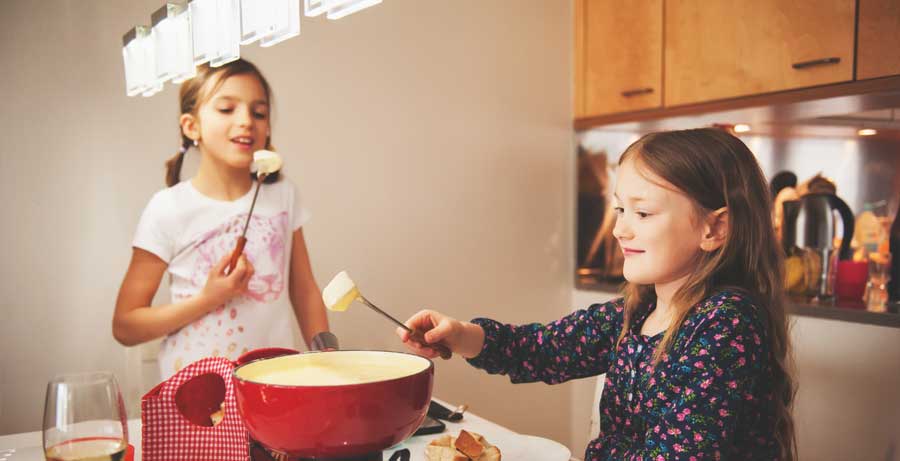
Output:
[233, 350, 433, 460]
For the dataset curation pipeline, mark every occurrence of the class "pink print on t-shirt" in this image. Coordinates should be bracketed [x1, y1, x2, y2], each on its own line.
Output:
[192, 211, 289, 303]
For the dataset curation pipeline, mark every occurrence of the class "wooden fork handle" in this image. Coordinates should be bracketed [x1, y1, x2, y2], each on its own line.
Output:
[225, 236, 247, 275]
[409, 329, 452, 360]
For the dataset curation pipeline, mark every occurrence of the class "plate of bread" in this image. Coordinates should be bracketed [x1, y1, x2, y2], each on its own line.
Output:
[424, 429, 570, 461]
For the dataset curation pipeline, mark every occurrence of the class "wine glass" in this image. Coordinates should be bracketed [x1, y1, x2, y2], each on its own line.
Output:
[865, 252, 892, 312]
[43, 371, 129, 461]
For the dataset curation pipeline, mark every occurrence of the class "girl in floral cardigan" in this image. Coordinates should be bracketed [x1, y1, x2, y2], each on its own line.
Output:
[400, 128, 796, 461]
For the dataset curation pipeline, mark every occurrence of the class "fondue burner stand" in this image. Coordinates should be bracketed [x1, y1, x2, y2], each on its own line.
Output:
[248, 438, 385, 461]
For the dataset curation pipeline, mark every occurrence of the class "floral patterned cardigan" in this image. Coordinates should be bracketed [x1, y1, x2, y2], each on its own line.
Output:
[466, 291, 780, 461]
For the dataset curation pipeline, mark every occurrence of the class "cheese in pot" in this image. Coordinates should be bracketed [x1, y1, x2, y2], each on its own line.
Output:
[236, 351, 430, 386]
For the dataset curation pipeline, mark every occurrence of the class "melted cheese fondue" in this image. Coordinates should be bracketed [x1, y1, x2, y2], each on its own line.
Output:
[236, 351, 430, 386]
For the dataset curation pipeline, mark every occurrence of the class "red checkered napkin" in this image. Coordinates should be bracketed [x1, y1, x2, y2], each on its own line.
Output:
[141, 357, 248, 461]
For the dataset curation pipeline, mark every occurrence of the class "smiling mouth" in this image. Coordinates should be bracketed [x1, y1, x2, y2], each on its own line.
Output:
[622, 248, 645, 256]
[231, 136, 255, 147]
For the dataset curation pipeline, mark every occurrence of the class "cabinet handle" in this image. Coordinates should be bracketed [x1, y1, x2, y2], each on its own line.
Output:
[792, 57, 841, 70]
[621, 87, 654, 97]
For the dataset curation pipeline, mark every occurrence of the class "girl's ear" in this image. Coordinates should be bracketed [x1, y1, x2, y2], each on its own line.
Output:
[700, 207, 729, 252]
[180, 113, 200, 143]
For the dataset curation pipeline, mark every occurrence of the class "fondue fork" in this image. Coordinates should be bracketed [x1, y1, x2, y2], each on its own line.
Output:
[225, 173, 266, 275]
[225, 150, 283, 275]
[322, 271, 453, 359]
[358, 295, 453, 360]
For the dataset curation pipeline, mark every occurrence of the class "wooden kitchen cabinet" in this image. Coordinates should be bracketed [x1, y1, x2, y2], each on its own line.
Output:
[576, 0, 662, 118]
[858, 0, 900, 80]
[664, 0, 856, 107]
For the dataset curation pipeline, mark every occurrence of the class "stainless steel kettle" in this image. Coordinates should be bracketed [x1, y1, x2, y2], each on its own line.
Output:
[782, 193, 855, 299]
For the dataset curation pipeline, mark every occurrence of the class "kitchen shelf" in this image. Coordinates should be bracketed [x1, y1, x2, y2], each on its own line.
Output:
[787, 300, 900, 329]
[576, 277, 900, 329]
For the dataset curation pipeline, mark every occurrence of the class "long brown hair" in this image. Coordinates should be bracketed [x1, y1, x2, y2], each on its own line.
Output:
[165, 59, 276, 187]
[616, 128, 797, 460]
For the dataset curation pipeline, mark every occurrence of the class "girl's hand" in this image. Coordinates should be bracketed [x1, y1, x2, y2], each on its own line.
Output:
[396, 310, 485, 359]
[200, 253, 255, 308]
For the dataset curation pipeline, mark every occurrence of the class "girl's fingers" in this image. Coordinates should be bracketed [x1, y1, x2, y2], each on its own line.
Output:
[405, 310, 439, 332]
[239, 256, 255, 289]
[213, 252, 231, 276]
[404, 339, 438, 358]
[423, 318, 452, 344]
[401, 310, 455, 352]
[230, 255, 250, 280]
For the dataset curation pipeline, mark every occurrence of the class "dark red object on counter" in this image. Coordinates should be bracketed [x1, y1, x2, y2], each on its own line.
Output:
[835, 259, 868, 304]
[233, 350, 434, 460]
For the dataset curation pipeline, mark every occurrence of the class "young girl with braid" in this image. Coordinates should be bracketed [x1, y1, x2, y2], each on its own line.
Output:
[113, 59, 333, 379]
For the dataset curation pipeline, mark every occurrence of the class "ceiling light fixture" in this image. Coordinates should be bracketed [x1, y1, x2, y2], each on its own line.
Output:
[123, 26, 150, 97]
[208, 0, 242, 67]
[304, 0, 329, 16]
[326, 0, 383, 20]
[733, 123, 751, 133]
[240, 0, 268, 45]
[260, 0, 301, 47]
[126, 0, 376, 96]
[122, 26, 164, 97]
[151, 3, 196, 85]
[858, 128, 877, 136]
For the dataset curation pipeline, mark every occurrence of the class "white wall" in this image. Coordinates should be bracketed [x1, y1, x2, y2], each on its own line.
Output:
[790, 315, 900, 461]
[571, 289, 900, 461]
[0, 0, 576, 448]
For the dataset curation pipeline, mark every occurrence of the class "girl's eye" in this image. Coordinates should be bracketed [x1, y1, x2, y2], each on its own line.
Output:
[636, 211, 651, 219]
[253, 112, 268, 120]
[218, 108, 234, 114]
[613, 207, 624, 215]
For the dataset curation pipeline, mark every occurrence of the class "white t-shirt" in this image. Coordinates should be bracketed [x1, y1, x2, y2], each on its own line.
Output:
[133, 178, 311, 379]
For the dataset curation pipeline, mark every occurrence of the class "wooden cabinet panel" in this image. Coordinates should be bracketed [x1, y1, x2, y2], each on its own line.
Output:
[578, 0, 662, 117]
[665, 0, 855, 107]
[574, 0, 585, 118]
[858, 0, 900, 80]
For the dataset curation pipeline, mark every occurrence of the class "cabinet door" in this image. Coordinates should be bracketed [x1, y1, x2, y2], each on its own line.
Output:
[858, 0, 900, 80]
[665, 0, 855, 106]
[578, 0, 663, 117]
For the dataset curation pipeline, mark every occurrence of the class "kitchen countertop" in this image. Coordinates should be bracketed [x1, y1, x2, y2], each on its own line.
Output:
[0, 399, 573, 461]
[576, 276, 900, 329]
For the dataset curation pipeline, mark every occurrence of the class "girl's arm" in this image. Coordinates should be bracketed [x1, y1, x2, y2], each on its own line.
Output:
[401, 300, 625, 384]
[288, 228, 330, 349]
[112, 248, 254, 346]
[464, 300, 625, 384]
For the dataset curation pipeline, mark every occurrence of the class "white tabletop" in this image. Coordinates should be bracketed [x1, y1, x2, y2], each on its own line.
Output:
[0, 400, 571, 461]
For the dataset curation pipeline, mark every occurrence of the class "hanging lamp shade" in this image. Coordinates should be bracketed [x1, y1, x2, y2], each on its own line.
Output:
[260, 0, 301, 47]
[151, 3, 196, 85]
[326, 0, 382, 20]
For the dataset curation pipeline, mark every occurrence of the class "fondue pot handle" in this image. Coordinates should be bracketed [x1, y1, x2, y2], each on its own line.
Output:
[234, 347, 300, 367]
[311, 331, 340, 351]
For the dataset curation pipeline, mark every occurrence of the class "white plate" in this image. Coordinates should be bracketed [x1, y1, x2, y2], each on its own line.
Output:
[502, 434, 571, 461]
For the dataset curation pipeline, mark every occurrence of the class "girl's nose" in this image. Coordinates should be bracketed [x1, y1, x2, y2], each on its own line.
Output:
[236, 107, 253, 126]
[612, 215, 631, 241]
